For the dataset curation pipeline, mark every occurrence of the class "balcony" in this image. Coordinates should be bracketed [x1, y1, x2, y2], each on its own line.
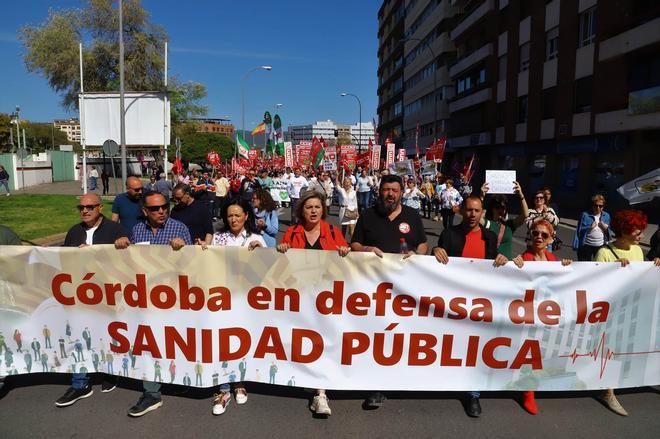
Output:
[450, 0, 495, 41]
[449, 87, 492, 113]
[599, 16, 660, 62]
[449, 43, 493, 77]
[448, 131, 491, 148]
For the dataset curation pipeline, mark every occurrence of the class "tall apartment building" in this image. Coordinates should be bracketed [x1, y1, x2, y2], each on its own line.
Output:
[378, 0, 660, 213]
[53, 118, 81, 142]
[377, 0, 461, 153]
[193, 118, 235, 137]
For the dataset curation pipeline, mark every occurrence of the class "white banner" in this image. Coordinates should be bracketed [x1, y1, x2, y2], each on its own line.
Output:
[0, 246, 658, 391]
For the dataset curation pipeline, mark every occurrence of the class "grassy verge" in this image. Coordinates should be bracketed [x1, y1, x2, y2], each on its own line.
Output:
[0, 194, 114, 241]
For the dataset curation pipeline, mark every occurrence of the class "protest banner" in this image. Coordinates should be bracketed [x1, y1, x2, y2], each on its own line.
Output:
[485, 170, 517, 194]
[426, 137, 446, 162]
[296, 142, 312, 168]
[386, 143, 395, 168]
[389, 159, 415, 176]
[371, 145, 381, 171]
[284, 142, 294, 168]
[270, 178, 290, 204]
[617, 168, 660, 205]
[340, 145, 357, 171]
[323, 146, 337, 171]
[398, 148, 407, 162]
[1, 246, 658, 391]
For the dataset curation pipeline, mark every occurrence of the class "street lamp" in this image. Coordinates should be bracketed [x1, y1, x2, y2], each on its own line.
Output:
[241, 66, 272, 158]
[400, 37, 439, 145]
[340, 92, 362, 153]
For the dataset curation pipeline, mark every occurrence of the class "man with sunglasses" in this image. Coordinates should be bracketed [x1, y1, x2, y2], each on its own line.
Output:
[111, 176, 146, 236]
[113, 191, 191, 417]
[432, 195, 509, 418]
[170, 183, 213, 245]
[55, 193, 127, 408]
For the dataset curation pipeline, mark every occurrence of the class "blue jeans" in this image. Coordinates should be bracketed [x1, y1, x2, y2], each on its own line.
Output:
[72, 373, 90, 389]
[357, 191, 370, 211]
[469, 391, 480, 398]
[0, 179, 9, 194]
[89, 176, 97, 190]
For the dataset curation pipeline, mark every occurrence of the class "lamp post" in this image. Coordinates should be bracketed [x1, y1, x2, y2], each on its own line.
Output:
[240, 66, 272, 158]
[340, 92, 362, 153]
[119, 0, 127, 183]
[400, 37, 439, 143]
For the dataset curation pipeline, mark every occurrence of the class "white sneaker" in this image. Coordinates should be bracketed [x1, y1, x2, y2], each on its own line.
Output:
[235, 388, 248, 405]
[212, 392, 231, 415]
[598, 393, 628, 416]
[310, 395, 332, 415]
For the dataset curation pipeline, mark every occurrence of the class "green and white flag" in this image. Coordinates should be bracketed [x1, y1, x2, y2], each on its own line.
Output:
[236, 132, 251, 159]
[274, 114, 284, 156]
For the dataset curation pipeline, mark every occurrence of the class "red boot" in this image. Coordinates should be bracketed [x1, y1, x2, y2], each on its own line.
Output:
[522, 391, 538, 415]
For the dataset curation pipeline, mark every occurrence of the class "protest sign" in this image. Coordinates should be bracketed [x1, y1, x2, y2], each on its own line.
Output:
[617, 168, 660, 205]
[485, 170, 517, 194]
[386, 143, 395, 168]
[284, 142, 294, 168]
[1, 246, 658, 391]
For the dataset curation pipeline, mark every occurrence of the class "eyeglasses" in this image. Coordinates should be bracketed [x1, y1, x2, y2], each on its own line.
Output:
[144, 204, 169, 212]
[593, 204, 604, 208]
[77, 204, 100, 211]
[531, 230, 550, 239]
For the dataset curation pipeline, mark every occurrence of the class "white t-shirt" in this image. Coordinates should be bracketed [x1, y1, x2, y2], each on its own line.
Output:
[356, 176, 372, 193]
[85, 226, 99, 245]
[89, 169, 99, 178]
[211, 230, 266, 247]
[584, 213, 605, 246]
[288, 176, 308, 199]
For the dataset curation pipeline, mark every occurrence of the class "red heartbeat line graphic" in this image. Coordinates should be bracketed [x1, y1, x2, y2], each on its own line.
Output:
[559, 332, 660, 379]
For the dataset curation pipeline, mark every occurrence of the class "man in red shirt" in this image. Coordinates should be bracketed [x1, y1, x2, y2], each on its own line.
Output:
[432, 195, 509, 417]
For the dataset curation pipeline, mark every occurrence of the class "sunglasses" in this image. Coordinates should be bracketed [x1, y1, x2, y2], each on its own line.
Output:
[144, 204, 169, 212]
[531, 230, 550, 239]
[129, 187, 144, 192]
[77, 204, 100, 211]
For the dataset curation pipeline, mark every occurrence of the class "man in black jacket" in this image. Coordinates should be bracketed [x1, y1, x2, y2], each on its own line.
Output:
[433, 195, 509, 418]
[55, 193, 126, 408]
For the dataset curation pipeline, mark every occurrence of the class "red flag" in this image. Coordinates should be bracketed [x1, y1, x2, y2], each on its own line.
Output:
[463, 153, 477, 182]
[311, 136, 324, 169]
[172, 156, 183, 175]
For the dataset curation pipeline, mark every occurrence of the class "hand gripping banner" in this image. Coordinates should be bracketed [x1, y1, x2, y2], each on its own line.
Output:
[0, 246, 658, 391]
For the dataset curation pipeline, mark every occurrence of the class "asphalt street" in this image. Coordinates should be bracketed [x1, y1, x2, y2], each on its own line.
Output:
[1, 202, 658, 439]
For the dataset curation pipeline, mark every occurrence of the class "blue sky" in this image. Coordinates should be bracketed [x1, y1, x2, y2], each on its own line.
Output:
[0, 0, 379, 130]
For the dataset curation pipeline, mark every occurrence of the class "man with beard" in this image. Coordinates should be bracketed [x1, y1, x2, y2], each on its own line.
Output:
[111, 176, 145, 236]
[350, 174, 428, 409]
[432, 195, 509, 418]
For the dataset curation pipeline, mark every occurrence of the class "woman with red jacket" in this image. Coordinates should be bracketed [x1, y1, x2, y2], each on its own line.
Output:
[512, 219, 572, 414]
[277, 190, 350, 416]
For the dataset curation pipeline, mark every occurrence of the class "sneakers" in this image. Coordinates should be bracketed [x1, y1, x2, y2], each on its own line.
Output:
[101, 380, 117, 393]
[466, 396, 482, 417]
[235, 388, 248, 405]
[127, 395, 163, 417]
[310, 395, 332, 416]
[55, 386, 94, 407]
[598, 392, 628, 416]
[364, 391, 386, 409]
[212, 392, 231, 415]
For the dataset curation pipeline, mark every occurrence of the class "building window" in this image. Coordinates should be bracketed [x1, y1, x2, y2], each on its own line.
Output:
[575, 76, 593, 113]
[578, 7, 597, 48]
[519, 42, 530, 72]
[458, 78, 466, 94]
[546, 27, 559, 60]
[498, 55, 507, 80]
[518, 95, 528, 123]
[543, 87, 556, 119]
[394, 100, 403, 116]
[478, 68, 486, 84]
[496, 102, 506, 126]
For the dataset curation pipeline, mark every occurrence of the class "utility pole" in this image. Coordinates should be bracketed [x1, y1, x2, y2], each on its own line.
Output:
[119, 0, 127, 182]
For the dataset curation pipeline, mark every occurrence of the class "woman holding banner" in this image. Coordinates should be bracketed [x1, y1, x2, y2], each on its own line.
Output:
[572, 194, 612, 261]
[512, 219, 572, 414]
[277, 191, 350, 416]
[199, 198, 265, 415]
[480, 181, 529, 258]
[592, 209, 657, 416]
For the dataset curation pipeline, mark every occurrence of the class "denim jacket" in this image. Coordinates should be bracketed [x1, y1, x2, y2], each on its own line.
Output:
[572, 210, 612, 250]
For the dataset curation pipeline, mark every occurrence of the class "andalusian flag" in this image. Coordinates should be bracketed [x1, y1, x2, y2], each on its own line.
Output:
[273, 114, 284, 156]
[236, 132, 251, 159]
[251, 122, 266, 136]
[311, 136, 325, 168]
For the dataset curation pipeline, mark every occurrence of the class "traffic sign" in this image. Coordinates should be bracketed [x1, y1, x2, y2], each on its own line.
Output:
[102, 139, 119, 157]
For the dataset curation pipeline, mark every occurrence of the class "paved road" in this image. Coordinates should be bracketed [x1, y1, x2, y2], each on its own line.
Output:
[1, 196, 659, 438]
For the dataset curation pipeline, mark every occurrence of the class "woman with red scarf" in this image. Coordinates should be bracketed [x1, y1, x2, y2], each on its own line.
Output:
[277, 191, 350, 416]
[513, 219, 571, 414]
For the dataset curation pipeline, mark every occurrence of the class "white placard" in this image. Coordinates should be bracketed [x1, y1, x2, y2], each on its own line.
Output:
[485, 170, 516, 194]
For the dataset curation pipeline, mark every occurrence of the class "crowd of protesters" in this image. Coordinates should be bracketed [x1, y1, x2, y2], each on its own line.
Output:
[0, 161, 658, 420]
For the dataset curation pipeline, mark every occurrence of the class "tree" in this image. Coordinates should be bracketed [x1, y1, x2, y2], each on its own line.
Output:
[20, 0, 207, 121]
[167, 124, 234, 165]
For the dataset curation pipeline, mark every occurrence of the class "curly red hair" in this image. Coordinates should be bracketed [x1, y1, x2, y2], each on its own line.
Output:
[531, 219, 555, 236]
[611, 210, 648, 236]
